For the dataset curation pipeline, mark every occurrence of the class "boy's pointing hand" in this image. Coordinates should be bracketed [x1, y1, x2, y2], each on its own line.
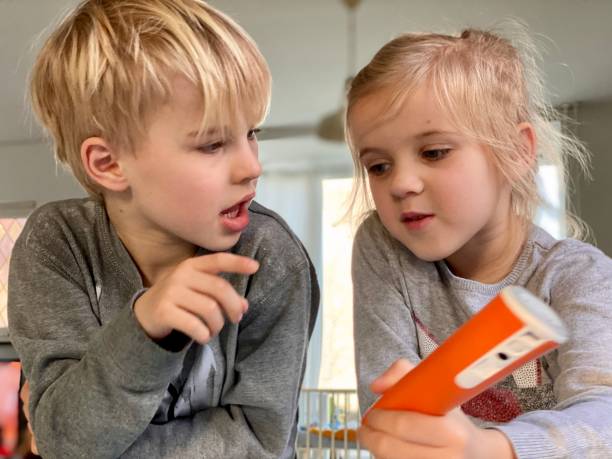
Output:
[133, 253, 259, 345]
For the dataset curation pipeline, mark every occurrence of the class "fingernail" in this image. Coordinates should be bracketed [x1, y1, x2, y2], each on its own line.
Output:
[242, 299, 249, 313]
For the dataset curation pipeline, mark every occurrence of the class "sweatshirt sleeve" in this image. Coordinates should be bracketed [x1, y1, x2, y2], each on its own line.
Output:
[120, 258, 319, 459]
[495, 244, 612, 458]
[352, 216, 422, 413]
[7, 236, 188, 459]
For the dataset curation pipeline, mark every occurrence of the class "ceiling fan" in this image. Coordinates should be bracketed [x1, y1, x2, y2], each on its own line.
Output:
[258, 0, 361, 142]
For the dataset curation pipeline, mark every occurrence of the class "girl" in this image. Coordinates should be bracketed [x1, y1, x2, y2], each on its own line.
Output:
[346, 28, 612, 458]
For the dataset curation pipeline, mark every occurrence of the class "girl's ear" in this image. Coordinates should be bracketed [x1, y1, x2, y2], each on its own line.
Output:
[517, 122, 537, 170]
[80, 137, 129, 192]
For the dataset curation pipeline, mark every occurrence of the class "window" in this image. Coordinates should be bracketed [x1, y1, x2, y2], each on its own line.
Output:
[535, 120, 566, 239]
[319, 178, 356, 389]
[0, 218, 27, 328]
[535, 164, 565, 239]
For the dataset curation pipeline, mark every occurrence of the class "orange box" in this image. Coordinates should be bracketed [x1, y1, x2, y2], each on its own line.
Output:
[369, 286, 567, 416]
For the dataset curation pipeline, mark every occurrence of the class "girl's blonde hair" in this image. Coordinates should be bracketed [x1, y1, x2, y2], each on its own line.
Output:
[345, 25, 589, 238]
[30, 0, 271, 197]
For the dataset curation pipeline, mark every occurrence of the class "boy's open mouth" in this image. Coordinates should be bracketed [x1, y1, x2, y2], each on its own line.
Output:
[219, 193, 255, 232]
[221, 204, 241, 219]
[220, 193, 255, 219]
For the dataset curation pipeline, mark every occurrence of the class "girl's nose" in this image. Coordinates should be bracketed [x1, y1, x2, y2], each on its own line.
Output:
[389, 167, 424, 198]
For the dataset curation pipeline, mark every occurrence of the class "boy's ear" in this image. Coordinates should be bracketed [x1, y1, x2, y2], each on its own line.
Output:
[516, 122, 537, 169]
[80, 137, 129, 192]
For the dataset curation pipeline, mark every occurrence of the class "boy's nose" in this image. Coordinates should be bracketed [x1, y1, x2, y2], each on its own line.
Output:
[233, 142, 262, 183]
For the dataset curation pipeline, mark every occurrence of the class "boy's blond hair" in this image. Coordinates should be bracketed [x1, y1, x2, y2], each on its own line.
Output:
[30, 0, 271, 197]
[345, 25, 590, 238]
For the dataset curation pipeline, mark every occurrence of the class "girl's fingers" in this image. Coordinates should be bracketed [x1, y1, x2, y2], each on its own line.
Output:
[364, 409, 461, 447]
[370, 358, 414, 394]
[358, 424, 446, 459]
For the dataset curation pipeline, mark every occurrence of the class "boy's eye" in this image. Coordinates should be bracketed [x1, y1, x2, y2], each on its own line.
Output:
[198, 141, 225, 153]
[366, 163, 391, 176]
[247, 128, 261, 140]
[422, 148, 450, 161]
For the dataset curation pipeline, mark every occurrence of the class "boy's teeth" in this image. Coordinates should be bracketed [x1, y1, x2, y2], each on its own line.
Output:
[223, 205, 240, 218]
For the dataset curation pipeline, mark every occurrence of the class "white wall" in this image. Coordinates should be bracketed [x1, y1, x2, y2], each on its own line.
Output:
[0, 143, 84, 207]
[574, 101, 612, 256]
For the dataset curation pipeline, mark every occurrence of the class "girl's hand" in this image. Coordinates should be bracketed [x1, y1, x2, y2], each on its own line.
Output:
[134, 253, 259, 344]
[358, 359, 516, 459]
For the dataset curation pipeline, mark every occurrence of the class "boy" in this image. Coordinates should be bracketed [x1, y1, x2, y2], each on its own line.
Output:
[7, 1, 319, 458]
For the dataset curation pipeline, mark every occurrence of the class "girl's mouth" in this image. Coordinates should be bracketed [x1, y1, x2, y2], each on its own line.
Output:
[401, 212, 434, 230]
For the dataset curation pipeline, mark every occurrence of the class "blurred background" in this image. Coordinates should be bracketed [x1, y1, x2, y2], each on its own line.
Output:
[1, 0, 612, 456]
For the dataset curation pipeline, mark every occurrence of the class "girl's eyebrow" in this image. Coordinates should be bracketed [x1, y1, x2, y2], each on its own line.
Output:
[415, 129, 457, 139]
[358, 147, 385, 159]
[358, 129, 459, 157]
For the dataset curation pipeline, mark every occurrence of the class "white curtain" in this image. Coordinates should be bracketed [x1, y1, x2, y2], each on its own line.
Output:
[256, 171, 324, 388]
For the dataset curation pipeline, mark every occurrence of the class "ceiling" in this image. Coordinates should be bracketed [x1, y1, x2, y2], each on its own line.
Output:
[1, 0, 612, 169]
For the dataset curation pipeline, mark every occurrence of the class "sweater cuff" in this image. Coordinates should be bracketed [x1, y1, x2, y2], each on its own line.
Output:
[493, 423, 562, 459]
[99, 303, 187, 391]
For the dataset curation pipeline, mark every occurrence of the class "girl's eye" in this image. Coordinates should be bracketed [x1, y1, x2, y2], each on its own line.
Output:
[197, 141, 225, 153]
[422, 148, 450, 161]
[366, 163, 391, 176]
[247, 128, 261, 141]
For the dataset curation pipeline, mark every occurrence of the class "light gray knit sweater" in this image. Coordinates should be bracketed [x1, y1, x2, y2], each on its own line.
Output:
[353, 212, 612, 459]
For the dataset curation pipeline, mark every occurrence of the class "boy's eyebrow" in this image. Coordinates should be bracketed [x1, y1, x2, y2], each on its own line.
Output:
[186, 128, 221, 138]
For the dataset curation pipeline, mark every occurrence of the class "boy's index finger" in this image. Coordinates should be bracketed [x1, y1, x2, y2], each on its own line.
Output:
[192, 252, 260, 275]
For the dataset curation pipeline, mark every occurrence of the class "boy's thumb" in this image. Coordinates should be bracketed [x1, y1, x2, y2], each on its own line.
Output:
[370, 358, 414, 394]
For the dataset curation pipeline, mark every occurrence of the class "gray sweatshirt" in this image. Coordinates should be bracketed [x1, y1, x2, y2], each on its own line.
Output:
[8, 198, 319, 459]
[353, 213, 612, 459]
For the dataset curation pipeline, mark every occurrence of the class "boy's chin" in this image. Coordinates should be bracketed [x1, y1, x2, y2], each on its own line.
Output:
[199, 233, 242, 252]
